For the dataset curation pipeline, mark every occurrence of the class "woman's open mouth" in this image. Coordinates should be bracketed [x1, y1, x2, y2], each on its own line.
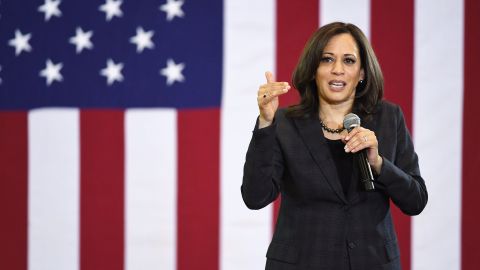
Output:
[328, 80, 346, 91]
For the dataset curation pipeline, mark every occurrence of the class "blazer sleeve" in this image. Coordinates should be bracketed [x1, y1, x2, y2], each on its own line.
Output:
[241, 117, 285, 210]
[377, 105, 428, 216]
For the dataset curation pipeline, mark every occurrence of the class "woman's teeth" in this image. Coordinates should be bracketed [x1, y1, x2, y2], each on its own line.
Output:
[329, 82, 345, 89]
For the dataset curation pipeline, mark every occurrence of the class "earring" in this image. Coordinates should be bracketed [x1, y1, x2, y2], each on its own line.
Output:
[355, 80, 365, 95]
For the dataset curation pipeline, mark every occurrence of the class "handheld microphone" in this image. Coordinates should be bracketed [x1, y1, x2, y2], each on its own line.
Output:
[343, 113, 375, 191]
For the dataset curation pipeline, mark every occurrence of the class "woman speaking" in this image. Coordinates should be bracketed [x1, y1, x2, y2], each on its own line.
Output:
[241, 22, 428, 270]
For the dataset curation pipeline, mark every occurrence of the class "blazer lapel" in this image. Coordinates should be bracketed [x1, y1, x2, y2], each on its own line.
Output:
[293, 116, 348, 204]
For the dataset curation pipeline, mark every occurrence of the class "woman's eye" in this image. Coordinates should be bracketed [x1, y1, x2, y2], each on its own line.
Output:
[321, 57, 333, 63]
[344, 58, 356, 64]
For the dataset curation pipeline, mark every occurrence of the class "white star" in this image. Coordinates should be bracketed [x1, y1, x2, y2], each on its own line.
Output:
[69, 27, 94, 54]
[39, 59, 63, 86]
[38, 0, 62, 21]
[160, 58, 185, 85]
[129, 27, 155, 53]
[100, 59, 124, 85]
[8, 29, 32, 56]
[159, 0, 185, 21]
[99, 0, 123, 21]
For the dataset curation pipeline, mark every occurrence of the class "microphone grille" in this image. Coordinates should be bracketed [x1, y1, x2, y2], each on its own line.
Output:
[343, 113, 361, 131]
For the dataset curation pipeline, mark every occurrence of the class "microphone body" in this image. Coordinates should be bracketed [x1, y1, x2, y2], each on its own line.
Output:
[343, 113, 375, 191]
[354, 150, 375, 191]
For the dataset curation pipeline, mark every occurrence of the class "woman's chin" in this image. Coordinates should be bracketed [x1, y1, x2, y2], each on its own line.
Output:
[321, 93, 355, 105]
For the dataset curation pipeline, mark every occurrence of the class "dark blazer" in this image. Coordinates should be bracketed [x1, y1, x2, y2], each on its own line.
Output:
[241, 101, 428, 270]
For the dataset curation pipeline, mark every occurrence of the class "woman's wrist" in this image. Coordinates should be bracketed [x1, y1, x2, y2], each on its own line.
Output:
[371, 155, 383, 175]
[258, 116, 273, 129]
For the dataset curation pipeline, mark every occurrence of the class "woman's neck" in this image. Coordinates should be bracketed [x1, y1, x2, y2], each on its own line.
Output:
[318, 99, 353, 125]
[318, 99, 353, 140]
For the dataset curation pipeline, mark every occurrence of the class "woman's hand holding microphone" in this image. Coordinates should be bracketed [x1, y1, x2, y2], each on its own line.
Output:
[343, 127, 383, 175]
[257, 71, 290, 128]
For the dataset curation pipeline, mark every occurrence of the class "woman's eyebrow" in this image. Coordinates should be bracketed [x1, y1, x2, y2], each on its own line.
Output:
[322, 52, 357, 58]
[344, 53, 357, 58]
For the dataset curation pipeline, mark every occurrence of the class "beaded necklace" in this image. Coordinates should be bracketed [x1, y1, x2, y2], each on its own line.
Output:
[319, 120, 345, 134]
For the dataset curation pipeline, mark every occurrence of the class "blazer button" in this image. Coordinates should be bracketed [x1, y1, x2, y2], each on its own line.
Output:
[348, 242, 357, 249]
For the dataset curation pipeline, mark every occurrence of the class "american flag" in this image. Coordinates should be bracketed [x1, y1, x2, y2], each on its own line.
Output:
[0, 0, 478, 270]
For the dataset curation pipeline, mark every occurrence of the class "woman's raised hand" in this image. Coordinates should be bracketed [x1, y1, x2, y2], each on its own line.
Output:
[257, 71, 290, 128]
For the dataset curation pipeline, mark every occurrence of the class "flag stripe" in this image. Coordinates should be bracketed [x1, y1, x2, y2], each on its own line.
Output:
[275, 0, 319, 225]
[125, 109, 177, 270]
[371, 0, 414, 129]
[80, 111, 125, 270]
[221, 0, 275, 268]
[462, 0, 480, 268]
[28, 109, 80, 270]
[177, 109, 220, 270]
[277, 0, 318, 107]
[412, 0, 463, 269]
[320, 0, 371, 38]
[371, 1, 414, 269]
[0, 112, 28, 270]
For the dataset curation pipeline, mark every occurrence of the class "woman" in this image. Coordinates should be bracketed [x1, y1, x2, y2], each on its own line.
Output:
[242, 22, 428, 270]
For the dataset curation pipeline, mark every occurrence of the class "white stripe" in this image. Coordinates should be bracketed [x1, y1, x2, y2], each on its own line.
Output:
[125, 109, 177, 270]
[28, 109, 79, 270]
[221, 0, 275, 269]
[412, 0, 463, 269]
[320, 0, 371, 38]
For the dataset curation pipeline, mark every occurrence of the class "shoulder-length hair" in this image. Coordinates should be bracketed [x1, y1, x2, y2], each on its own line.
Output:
[287, 22, 384, 121]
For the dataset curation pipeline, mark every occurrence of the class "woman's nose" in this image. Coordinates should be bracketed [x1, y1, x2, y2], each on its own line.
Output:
[331, 61, 344, 75]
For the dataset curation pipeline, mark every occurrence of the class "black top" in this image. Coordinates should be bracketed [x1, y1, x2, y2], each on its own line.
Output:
[325, 139, 353, 195]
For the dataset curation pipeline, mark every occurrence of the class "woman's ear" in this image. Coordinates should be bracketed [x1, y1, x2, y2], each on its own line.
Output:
[360, 69, 365, 81]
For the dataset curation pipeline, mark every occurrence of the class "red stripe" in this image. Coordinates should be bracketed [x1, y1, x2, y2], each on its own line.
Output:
[277, 0, 318, 108]
[177, 109, 220, 270]
[462, 0, 480, 268]
[80, 110, 124, 270]
[371, 1, 414, 269]
[275, 0, 319, 225]
[0, 112, 28, 270]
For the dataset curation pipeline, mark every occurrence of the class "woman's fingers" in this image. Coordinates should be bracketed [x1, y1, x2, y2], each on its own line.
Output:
[259, 70, 290, 99]
[344, 128, 377, 153]
[344, 128, 358, 140]
[345, 135, 369, 153]
[258, 82, 290, 93]
[258, 85, 289, 97]
[265, 71, 274, 83]
[258, 89, 289, 105]
[259, 82, 290, 88]
[257, 81, 290, 105]
[343, 127, 381, 169]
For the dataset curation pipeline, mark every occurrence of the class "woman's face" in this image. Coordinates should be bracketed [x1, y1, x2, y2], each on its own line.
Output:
[315, 33, 364, 106]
